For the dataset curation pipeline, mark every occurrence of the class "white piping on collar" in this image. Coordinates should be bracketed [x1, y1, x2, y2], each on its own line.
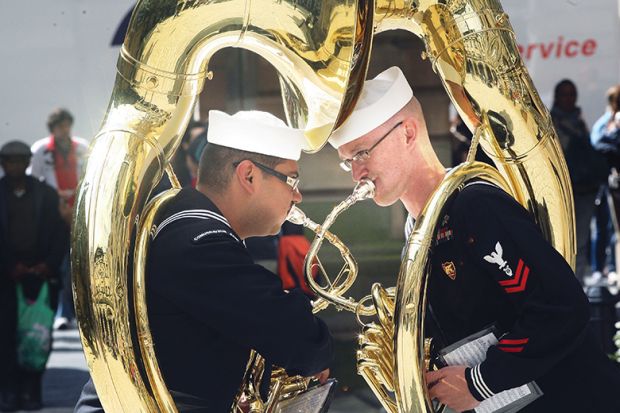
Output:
[153, 209, 232, 239]
[462, 180, 499, 190]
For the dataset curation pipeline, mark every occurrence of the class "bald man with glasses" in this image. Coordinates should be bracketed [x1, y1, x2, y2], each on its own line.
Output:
[328, 67, 620, 413]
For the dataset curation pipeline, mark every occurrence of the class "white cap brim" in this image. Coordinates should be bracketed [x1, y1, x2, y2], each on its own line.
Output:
[328, 67, 413, 149]
[207, 110, 308, 160]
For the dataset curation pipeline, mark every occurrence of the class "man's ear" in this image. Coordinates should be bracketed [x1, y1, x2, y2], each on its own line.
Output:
[235, 160, 257, 194]
[403, 117, 417, 145]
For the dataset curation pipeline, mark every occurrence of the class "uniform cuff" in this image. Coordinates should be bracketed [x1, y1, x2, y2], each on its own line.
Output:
[465, 365, 495, 401]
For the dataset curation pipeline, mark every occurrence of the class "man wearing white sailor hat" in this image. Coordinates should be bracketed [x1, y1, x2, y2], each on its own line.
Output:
[329, 67, 620, 413]
[204, 109, 309, 236]
[329, 66, 444, 215]
[75, 110, 332, 413]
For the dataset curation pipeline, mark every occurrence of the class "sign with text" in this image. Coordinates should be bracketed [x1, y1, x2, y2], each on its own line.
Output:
[506, 0, 620, 126]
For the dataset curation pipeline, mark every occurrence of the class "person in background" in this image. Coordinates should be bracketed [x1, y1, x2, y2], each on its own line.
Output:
[591, 84, 620, 286]
[449, 114, 493, 167]
[0, 141, 68, 411]
[550, 79, 608, 284]
[30, 108, 89, 330]
[172, 120, 207, 188]
[30, 108, 89, 216]
[185, 131, 208, 188]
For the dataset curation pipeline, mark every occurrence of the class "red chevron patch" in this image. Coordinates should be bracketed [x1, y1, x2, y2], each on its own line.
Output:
[498, 259, 530, 293]
[498, 337, 529, 353]
[499, 338, 529, 345]
[498, 346, 525, 353]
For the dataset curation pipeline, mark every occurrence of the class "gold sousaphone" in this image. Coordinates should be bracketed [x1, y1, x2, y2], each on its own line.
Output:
[72, 0, 575, 412]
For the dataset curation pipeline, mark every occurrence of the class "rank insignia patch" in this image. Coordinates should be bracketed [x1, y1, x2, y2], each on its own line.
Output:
[483, 241, 513, 276]
[498, 259, 530, 293]
[442, 261, 457, 280]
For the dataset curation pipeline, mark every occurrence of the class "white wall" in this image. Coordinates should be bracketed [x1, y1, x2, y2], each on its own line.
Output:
[0, 1, 133, 145]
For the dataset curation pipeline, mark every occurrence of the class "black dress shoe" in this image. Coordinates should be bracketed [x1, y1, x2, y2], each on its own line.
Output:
[0, 391, 19, 412]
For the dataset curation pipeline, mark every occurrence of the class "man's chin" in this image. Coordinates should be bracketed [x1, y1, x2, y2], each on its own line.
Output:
[271, 221, 286, 236]
[373, 195, 397, 207]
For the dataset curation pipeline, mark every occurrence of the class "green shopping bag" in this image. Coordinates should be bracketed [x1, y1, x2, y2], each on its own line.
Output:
[16, 282, 55, 371]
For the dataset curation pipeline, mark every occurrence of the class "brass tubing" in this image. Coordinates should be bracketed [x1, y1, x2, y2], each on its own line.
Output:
[358, 365, 398, 413]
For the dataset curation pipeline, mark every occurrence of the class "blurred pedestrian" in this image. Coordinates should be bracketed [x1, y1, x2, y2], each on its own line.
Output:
[551, 79, 608, 283]
[175, 120, 207, 187]
[185, 130, 208, 188]
[449, 114, 493, 167]
[591, 84, 620, 285]
[0, 141, 68, 411]
[30, 108, 88, 330]
[152, 120, 207, 195]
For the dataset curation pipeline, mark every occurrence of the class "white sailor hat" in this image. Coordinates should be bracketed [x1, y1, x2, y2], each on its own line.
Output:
[207, 110, 307, 161]
[328, 67, 413, 149]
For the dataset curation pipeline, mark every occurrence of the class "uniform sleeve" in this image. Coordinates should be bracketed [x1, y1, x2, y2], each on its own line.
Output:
[453, 187, 590, 400]
[150, 227, 333, 377]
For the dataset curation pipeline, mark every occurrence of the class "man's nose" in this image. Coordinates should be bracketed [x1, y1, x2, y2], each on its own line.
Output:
[292, 188, 302, 204]
[351, 163, 368, 183]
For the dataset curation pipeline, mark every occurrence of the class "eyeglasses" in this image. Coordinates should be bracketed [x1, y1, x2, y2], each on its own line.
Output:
[233, 160, 300, 191]
[339, 121, 403, 172]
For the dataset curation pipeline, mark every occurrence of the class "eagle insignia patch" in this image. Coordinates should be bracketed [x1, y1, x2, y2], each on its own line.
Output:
[484, 242, 513, 277]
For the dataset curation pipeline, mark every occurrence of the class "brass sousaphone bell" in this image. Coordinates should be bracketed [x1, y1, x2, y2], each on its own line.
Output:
[72, 0, 575, 411]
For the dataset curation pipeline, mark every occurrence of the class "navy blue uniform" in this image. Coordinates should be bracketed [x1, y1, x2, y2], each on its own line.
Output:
[74, 188, 333, 412]
[422, 181, 620, 412]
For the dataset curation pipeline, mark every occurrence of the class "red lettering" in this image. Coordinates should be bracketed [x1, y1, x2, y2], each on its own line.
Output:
[519, 37, 597, 60]
[540, 42, 554, 59]
[565, 40, 579, 57]
[527, 43, 537, 60]
[556, 36, 564, 58]
[582, 39, 597, 56]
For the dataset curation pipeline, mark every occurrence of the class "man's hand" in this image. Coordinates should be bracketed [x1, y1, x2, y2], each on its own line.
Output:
[312, 368, 330, 384]
[59, 198, 73, 226]
[29, 263, 52, 279]
[426, 366, 480, 413]
[9, 262, 29, 282]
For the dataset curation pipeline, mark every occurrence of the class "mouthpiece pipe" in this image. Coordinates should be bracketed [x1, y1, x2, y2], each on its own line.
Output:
[287, 179, 376, 313]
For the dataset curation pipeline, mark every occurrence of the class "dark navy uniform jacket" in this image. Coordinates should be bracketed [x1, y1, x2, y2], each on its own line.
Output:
[74, 188, 333, 412]
[423, 180, 620, 412]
